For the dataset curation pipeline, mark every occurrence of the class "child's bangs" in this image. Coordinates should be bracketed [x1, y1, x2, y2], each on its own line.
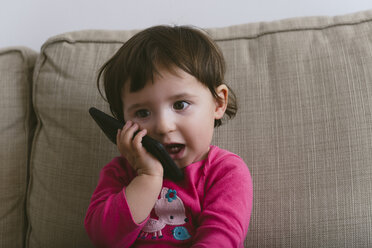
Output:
[127, 49, 178, 93]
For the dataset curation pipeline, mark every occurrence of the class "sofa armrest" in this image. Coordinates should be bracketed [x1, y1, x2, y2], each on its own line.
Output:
[0, 47, 37, 248]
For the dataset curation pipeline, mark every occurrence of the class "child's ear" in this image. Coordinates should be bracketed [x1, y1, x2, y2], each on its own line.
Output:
[214, 84, 228, 120]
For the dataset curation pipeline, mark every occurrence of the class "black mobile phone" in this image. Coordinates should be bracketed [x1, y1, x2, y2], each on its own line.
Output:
[89, 107, 184, 181]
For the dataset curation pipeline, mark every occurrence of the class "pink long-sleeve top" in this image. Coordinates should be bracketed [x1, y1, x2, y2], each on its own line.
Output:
[85, 145, 253, 247]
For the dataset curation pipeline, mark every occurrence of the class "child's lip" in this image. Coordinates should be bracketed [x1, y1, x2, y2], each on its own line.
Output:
[163, 143, 185, 149]
[162, 142, 183, 147]
[163, 143, 185, 157]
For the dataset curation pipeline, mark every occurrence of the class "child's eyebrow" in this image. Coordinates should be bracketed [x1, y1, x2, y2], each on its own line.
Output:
[171, 93, 197, 100]
[126, 103, 148, 112]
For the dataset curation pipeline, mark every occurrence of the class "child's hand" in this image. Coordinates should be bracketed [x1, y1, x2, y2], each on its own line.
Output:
[116, 121, 163, 177]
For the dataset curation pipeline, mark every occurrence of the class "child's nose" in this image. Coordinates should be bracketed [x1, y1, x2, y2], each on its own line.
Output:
[154, 113, 176, 135]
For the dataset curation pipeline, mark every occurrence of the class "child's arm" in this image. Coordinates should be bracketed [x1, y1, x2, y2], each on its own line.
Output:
[124, 173, 163, 223]
[84, 157, 163, 247]
[84, 157, 145, 247]
[84, 121, 163, 247]
[192, 155, 253, 247]
[116, 121, 164, 223]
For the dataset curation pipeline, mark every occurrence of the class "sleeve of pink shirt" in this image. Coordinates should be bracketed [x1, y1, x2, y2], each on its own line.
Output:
[191, 151, 253, 247]
[84, 157, 146, 248]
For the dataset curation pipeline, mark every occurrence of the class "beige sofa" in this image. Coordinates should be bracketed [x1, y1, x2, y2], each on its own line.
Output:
[1, 9, 372, 247]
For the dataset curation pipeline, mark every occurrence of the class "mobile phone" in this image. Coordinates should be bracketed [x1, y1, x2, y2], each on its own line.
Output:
[89, 107, 184, 181]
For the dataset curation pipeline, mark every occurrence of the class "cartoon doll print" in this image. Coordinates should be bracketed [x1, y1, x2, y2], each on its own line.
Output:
[139, 187, 191, 240]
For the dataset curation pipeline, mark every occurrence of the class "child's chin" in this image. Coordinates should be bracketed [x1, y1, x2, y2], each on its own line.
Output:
[173, 157, 189, 169]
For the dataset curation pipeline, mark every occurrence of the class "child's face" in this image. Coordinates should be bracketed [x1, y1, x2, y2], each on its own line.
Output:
[121, 66, 228, 168]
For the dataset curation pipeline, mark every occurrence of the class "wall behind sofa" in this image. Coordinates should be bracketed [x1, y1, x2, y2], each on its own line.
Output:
[1, 0, 372, 51]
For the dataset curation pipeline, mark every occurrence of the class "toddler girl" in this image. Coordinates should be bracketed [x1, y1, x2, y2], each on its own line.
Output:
[85, 25, 253, 247]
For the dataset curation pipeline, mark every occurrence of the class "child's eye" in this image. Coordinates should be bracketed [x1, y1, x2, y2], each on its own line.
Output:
[135, 109, 150, 118]
[173, 101, 190, 110]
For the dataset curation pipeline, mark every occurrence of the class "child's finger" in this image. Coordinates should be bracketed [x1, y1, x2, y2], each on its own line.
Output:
[132, 129, 147, 152]
[121, 120, 132, 134]
[120, 121, 139, 146]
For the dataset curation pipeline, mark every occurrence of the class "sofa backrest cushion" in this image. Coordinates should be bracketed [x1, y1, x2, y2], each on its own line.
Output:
[0, 47, 37, 248]
[27, 9, 372, 247]
[209, 11, 372, 247]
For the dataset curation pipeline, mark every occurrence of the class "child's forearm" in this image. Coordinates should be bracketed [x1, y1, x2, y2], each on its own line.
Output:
[125, 174, 163, 224]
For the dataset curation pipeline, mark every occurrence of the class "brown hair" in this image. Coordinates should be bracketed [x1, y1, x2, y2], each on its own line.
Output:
[97, 25, 237, 127]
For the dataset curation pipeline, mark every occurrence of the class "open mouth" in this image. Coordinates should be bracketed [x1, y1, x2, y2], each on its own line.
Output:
[164, 143, 185, 157]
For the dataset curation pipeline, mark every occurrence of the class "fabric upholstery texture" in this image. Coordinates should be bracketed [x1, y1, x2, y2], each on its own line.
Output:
[210, 11, 372, 247]
[23, 9, 372, 247]
[0, 47, 37, 248]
